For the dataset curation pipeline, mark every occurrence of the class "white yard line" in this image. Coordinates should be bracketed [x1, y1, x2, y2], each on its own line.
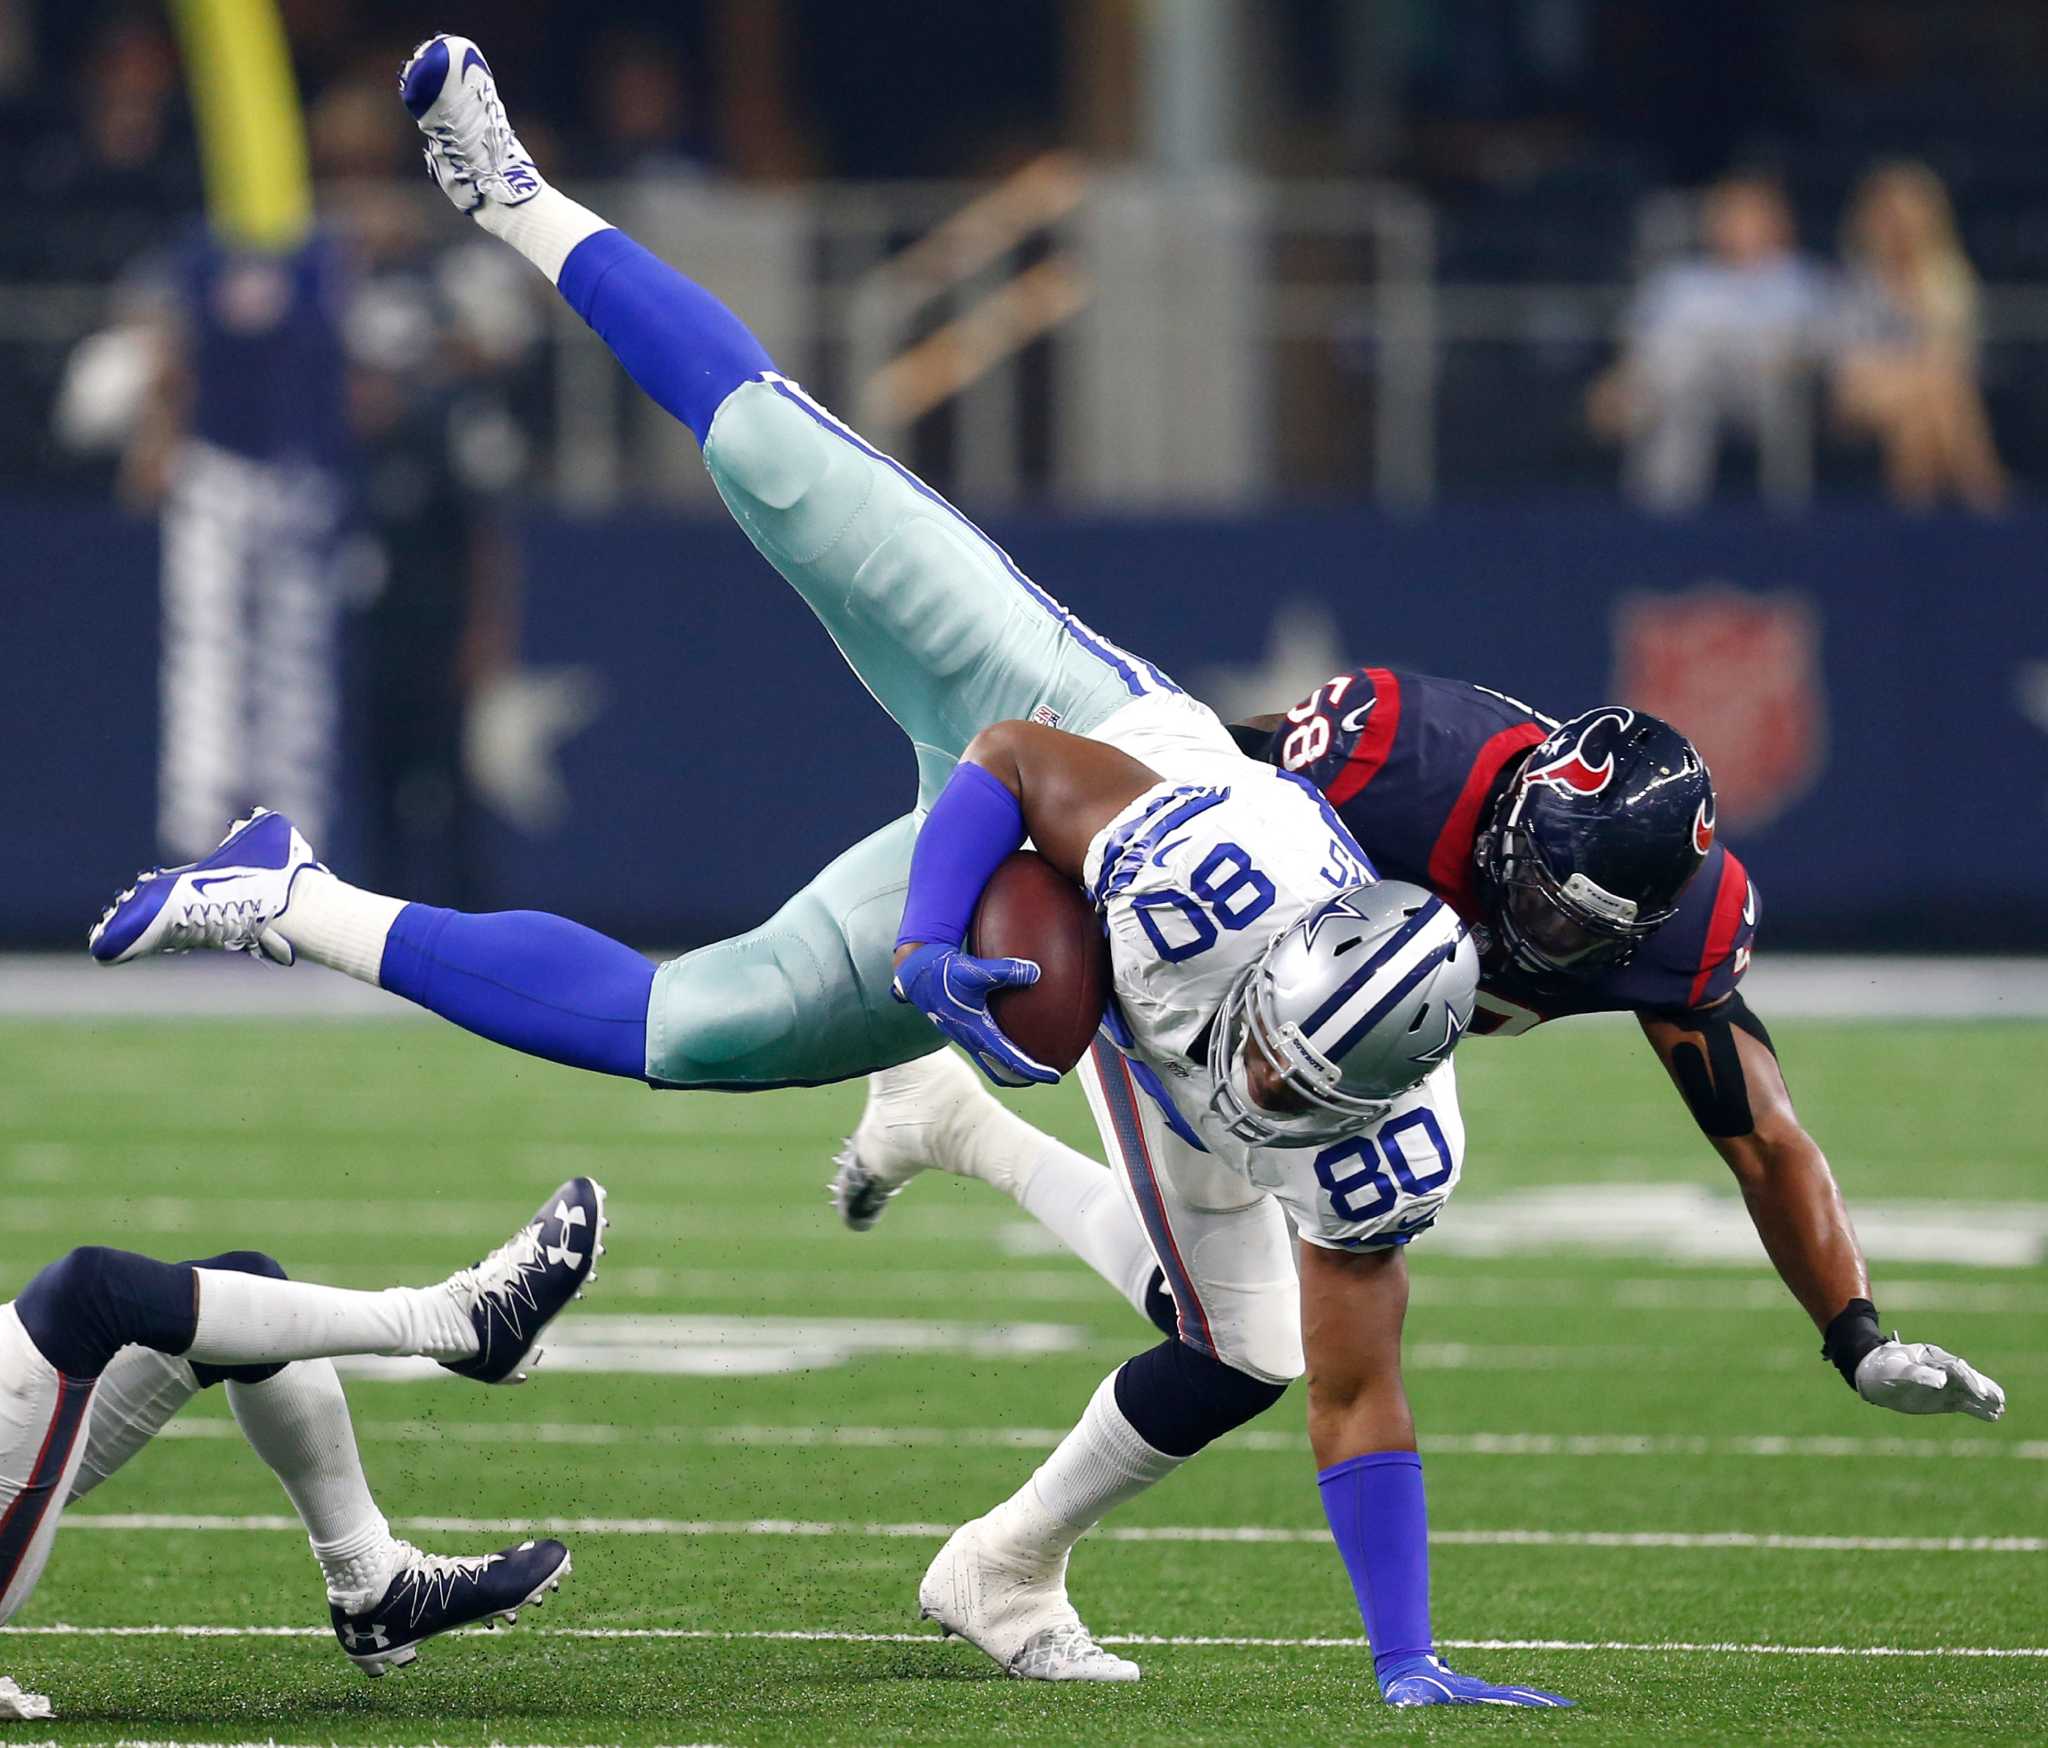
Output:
[58, 1515, 2045, 1553]
[153, 1416, 2048, 1462]
[12, 953, 2047, 1019]
[3, 1624, 2044, 1660]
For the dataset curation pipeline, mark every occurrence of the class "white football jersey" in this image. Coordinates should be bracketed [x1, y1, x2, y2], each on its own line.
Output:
[1081, 768, 1465, 1250]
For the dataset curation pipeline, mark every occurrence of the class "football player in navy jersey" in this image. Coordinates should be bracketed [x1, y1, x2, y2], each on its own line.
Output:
[851, 671, 2005, 1423]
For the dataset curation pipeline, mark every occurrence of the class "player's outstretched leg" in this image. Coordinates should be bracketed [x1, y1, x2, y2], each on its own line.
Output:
[14, 1178, 604, 1386]
[401, 34, 1166, 811]
[91, 810, 658, 1078]
[63, 1332, 571, 1679]
[834, 1050, 1170, 1328]
[226, 1360, 569, 1677]
[91, 805, 944, 1090]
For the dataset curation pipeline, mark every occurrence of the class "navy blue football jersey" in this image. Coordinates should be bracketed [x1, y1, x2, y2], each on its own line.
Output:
[1254, 667, 1758, 1035]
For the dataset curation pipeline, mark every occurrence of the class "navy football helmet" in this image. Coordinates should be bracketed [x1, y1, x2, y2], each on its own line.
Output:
[1475, 707, 1714, 976]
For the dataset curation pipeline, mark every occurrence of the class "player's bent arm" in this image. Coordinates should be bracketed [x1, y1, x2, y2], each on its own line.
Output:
[1640, 1000, 2005, 1420]
[952, 721, 1161, 882]
[1298, 1243, 1415, 1465]
[890, 723, 1160, 1086]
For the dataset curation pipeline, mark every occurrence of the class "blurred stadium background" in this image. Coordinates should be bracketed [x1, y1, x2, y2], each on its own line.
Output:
[4, 0, 2046, 951]
[1, 6, 2044, 1744]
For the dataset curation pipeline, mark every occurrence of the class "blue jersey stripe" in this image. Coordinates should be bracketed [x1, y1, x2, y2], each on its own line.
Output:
[1090, 786, 1229, 905]
[764, 379, 1179, 701]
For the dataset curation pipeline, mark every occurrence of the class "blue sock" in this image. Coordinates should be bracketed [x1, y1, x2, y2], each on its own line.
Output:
[1318, 1450, 1434, 1687]
[556, 228, 775, 443]
[16, 1248, 198, 1378]
[379, 905, 654, 1080]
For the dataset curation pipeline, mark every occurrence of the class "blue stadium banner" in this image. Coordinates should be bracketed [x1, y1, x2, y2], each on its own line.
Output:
[10, 503, 2046, 950]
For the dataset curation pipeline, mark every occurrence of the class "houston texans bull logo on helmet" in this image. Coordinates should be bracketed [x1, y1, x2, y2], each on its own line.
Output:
[1520, 709, 1634, 799]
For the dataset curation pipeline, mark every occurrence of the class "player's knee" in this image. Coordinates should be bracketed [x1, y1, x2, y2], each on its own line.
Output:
[1113, 1337, 1291, 1459]
[19, 1246, 122, 1323]
[651, 917, 842, 1086]
[705, 382, 836, 514]
[1199, 1290, 1306, 1387]
[15, 1247, 194, 1379]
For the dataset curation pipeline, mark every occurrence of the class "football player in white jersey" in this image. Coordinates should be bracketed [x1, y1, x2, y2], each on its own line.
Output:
[90, 35, 1562, 1705]
[889, 717, 1535, 1697]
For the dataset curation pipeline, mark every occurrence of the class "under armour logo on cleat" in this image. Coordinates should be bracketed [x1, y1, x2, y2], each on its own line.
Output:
[546, 1199, 588, 1268]
[342, 1623, 390, 1652]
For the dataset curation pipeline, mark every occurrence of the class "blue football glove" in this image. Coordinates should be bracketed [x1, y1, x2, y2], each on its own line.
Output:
[1379, 1655, 1574, 1708]
[893, 942, 1057, 1089]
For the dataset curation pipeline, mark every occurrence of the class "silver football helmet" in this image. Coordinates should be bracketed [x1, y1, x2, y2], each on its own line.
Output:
[1208, 882, 1477, 1149]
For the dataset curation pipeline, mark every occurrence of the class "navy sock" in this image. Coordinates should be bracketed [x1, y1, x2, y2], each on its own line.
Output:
[557, 228, 775, 443]
[378, 904, 655, 1080]
[1111, 1337, 1288, 1459]
[1319, 1450, 1434, 1687]
[16, 1248, 197, 1379]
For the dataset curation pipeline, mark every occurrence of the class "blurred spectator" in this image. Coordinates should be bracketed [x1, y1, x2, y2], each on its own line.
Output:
[1587, 173, 1836, 511]
[307, 76, 540, 902]
[1831, 161, 2008, 513]
[584, 30, 712, 181]
[22, 15, 195, 279]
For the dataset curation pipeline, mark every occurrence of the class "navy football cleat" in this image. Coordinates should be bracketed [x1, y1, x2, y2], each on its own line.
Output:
[440, 1178, 606, 1385]
[88, 808, 318, 966]
[332, 1537, 570, 1677]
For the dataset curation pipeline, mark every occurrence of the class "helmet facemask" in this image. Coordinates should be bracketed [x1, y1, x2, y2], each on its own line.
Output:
[1483, 787, 1677, 979]
[1207, 954, 1399, 1150]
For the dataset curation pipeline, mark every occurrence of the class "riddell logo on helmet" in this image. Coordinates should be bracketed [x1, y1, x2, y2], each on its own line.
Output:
[1522, 709, 1633, 798]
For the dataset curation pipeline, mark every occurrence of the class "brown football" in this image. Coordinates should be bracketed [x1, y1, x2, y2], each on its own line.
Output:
[969, 850, 1111, 1074]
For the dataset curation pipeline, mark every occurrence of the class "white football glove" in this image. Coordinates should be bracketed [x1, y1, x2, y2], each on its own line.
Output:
[1854, 1338, 2005, 1421]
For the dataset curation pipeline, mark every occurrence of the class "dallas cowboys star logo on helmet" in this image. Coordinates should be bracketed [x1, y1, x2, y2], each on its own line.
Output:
[1409, 1003, 1468, 1065]
[1297, 884, 1384, 949]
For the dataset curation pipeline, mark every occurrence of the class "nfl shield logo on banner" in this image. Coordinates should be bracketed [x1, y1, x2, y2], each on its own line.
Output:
[1612, 585, 1826, 832]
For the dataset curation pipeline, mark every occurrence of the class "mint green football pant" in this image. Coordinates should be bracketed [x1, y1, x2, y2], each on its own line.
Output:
[643, 377, 1174, 1088]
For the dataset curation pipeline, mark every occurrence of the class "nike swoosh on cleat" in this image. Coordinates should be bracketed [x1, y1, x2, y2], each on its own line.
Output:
[189, 873, 253, 895]
[462, 46, 487, 76]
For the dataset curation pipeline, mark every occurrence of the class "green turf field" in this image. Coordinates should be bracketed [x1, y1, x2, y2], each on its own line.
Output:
[0, 1014, 2042, 1745]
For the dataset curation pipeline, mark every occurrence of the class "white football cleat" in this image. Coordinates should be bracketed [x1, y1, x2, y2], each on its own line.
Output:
[88, 808, 316, 967]
[0, 1676, 52, 1721]
[918, 1516, 1140, 1683]
[398, 34, 542, 213]
[831, 1048, 1005, 1231]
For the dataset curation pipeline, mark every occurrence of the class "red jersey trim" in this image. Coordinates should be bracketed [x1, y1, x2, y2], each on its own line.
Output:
[1427, 723, 1549, 919]
[1326, 669, 1402, 807]
[1688, 850, 1750, 1009]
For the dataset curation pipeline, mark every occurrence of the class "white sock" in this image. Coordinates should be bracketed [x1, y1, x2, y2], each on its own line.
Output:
[917, 1069, 1157, 1321]
[475, 187, 612, 285]
[278, 869, 407, 985]
[188, 1270, 476, 1366]
[984, 1372, 1184, 1564]
[229, 1361, 398, 1608]
[1009, 1132, 1161, 1321]
[66, 1348, 198, 1505]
